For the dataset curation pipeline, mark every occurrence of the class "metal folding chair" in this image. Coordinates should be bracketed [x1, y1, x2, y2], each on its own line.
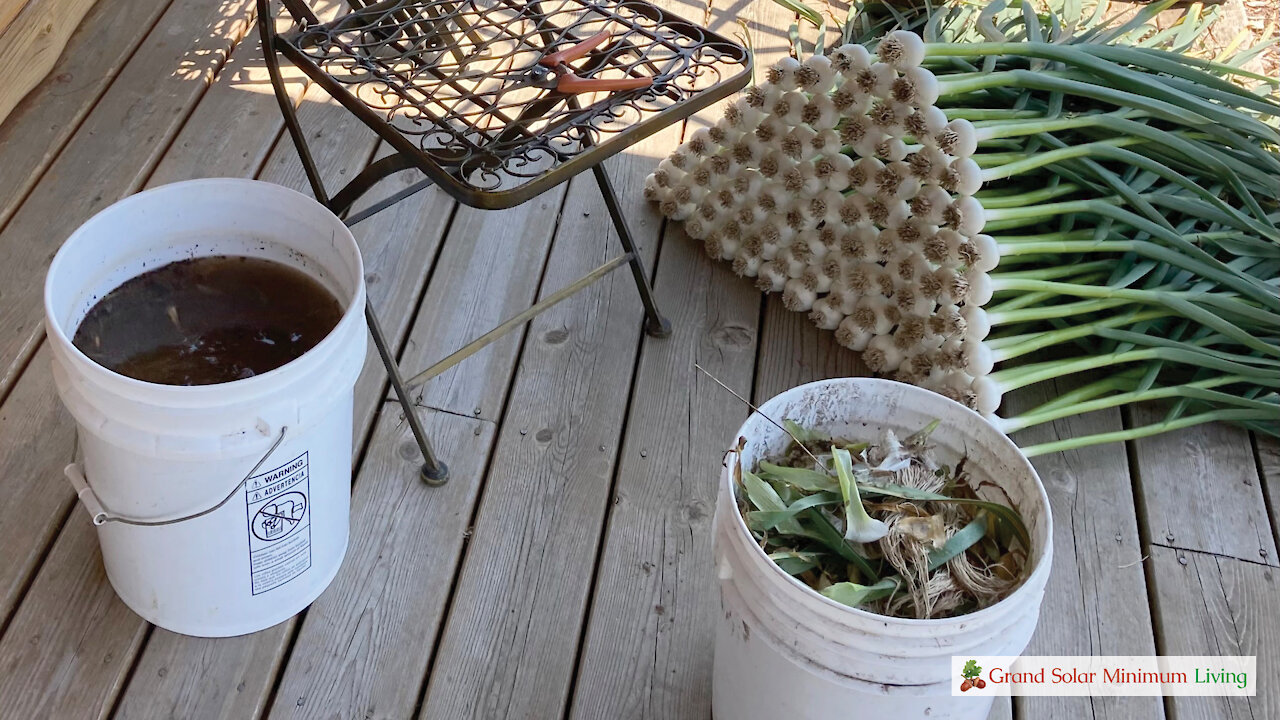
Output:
[256, 0, 749, 483]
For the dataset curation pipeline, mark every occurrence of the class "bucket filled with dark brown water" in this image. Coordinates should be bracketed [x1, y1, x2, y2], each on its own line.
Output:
[44, 178, 367, 637]
[73, 255, 344, 386]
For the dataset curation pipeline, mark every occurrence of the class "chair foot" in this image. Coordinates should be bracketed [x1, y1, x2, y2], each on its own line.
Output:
[592, 164, 672, 340]
[365, 301, 449, 488]
[420, 460, 449, 486]
[645, 314, 673, 338]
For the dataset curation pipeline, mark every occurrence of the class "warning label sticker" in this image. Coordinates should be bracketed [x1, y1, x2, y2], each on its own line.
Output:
[245, 452, 311, 595]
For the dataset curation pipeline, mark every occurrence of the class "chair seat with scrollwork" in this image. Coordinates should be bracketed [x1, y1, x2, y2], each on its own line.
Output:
[256, 0, 749, 482]
[263, 0, 749, 209]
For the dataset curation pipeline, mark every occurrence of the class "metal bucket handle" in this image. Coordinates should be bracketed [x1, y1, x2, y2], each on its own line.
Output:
[64, 426, 288, 527]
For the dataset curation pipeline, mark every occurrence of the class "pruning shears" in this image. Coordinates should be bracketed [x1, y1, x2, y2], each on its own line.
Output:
[508, 31, 653, 94]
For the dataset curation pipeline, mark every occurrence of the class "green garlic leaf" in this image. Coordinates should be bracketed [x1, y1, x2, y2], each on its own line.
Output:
[833, 447, 890, 543]
[819, 577, 899, 608]
[758, 461, 839, 492]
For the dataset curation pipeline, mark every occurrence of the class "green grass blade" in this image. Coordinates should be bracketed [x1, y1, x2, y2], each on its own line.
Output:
[772, 0, 822, 28]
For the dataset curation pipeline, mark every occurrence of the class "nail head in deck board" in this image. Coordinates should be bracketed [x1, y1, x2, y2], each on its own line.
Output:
[752, 294, 868, 402]
[1148, 545, 1278, 720]
[265, 412, 494, 720]
[416, 145, 669, 720]
[0, 0, 255, 400]
[265, 185, 569, 719]
[1130, 405, 1278, 565]
[1006, 378, 1163, 720]
[0, 0, 171, 231]
[568, 228, 760, 720]
[0, 518, 148, 719]
[113, 624, 291, 720]
[567, 0, 774, 714]
[396, 191, 568, 422]
[0, 346, 77, 623]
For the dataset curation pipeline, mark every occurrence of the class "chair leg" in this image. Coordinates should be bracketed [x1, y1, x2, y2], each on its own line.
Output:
[591, 163, 672, 338]
[365, 299, 449, 485]
[258, 11, 330, 205]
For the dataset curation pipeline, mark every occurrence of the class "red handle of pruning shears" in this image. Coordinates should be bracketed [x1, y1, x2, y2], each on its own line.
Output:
[540, 31, 612, 67]
[539, 31, 654, 94]
[556, 74, 653, 93]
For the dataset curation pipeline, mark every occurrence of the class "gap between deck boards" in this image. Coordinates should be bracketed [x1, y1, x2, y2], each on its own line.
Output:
[0, 1, 1276, 719]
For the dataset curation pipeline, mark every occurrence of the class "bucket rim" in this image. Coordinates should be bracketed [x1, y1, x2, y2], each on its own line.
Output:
[43, 178, 365, 399]
[720, 377, 1054, 629]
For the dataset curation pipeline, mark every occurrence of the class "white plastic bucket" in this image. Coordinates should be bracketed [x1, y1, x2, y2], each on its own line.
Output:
[43, 178, 368, 638]
[712, 378, 1052, 719]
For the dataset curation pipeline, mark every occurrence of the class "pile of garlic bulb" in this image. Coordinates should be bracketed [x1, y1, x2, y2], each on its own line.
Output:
[644, 31, 999, 413]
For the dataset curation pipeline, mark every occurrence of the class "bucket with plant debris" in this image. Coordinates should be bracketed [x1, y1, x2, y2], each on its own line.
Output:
[711, 377, 1051, 719]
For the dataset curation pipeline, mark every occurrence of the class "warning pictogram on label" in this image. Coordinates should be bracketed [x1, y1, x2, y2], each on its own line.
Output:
[245, 452, 311, 595]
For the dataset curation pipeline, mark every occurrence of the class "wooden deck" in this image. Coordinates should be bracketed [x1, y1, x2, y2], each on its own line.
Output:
[0, 1, 1276, 718]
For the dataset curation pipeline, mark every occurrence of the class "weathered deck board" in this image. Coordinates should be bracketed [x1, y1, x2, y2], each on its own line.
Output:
[114, 624, 292, 720]
[0, 0, 105, 129]
[265, 410, 495, 720]
[1148, 546, 1278, 719]
[144, 23, 304, 189]
[564, 0, 807, 713]
[1130, 407, 1277, 566]
[1006, 380, 1163, 720]
[752, 296, 868, 400]
[415, 146, 670, 720]
[0, 0, 258, 635]
[0, 0, 254, 401]
[1257, 434, 1279, 556]
[393, 192, 569, 422]
[0, 518, 148, 719]
[567, 219, 760, 720]
[565, 0, 789, 713]
[0, 346, 76, 625]
[262, 186, 571, 720]
[0, 0, 172, 232]
[146, 0, 353, 191]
